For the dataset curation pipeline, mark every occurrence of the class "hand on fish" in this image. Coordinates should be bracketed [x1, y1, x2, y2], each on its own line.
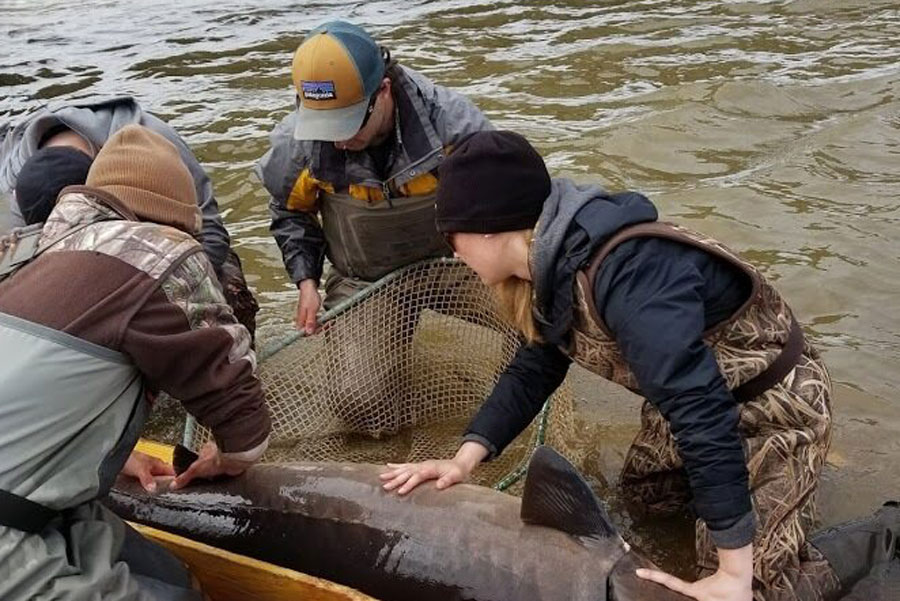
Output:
[120, 450, 175, 492]
[380, 441, 489, 494]
[636, 543, 754, 601]
[170, 441, 255, 490]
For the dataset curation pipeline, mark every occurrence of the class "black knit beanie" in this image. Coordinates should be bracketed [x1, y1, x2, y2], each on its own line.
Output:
[435, 130, 551, 233]
[15, 146, 93, 225]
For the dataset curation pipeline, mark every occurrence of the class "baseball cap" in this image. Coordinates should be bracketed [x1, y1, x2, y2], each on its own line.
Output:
[291, 21, 385, 141]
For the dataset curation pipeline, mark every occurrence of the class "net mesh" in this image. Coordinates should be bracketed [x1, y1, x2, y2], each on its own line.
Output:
[185, 258, 582, 492]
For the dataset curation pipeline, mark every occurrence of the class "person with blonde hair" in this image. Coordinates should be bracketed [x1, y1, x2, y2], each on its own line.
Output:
[380, 130, 898, 601]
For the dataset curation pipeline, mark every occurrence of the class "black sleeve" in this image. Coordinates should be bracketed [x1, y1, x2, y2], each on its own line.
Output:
[268, 201, 327, 285]
[596, 241, 753, 546]
[464, 341, 572, 459]
[256, 116, 327, 285]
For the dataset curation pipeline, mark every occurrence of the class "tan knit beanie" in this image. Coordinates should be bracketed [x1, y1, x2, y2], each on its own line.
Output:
[86, 124, 201, 234]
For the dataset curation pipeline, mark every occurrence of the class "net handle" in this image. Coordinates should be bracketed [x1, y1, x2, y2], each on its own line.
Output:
[493, 397, 552, 491]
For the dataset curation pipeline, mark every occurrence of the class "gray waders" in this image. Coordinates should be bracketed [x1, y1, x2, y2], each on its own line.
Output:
[318, 189, 448, 306]
[0, 227, 202, 601]
[316, 190, 448, 434]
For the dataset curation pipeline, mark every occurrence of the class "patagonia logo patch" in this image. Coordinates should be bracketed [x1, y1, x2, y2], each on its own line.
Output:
[301, 80, 336, 101]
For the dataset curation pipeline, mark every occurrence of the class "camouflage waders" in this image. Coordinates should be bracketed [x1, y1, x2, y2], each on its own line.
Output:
[570, 222, 840, 601]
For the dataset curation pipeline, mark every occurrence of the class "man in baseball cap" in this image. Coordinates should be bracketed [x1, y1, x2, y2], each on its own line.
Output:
[292, 21, 386, 142]
[257, 20, 494, 333]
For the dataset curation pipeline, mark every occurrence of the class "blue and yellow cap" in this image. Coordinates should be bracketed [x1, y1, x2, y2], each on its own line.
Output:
[291, 21, 385, 141]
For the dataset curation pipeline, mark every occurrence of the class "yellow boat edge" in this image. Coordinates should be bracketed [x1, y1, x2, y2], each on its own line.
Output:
[135, 439, 175, 464]
[130, 439, 379, 601]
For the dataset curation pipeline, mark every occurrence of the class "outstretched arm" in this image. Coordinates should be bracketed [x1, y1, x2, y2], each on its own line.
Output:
[597, 240, 753, 600]
[380, 341, 571, 494]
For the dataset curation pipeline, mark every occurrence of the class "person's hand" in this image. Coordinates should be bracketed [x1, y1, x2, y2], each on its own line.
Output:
[380, 441, 489, 495]
[636, 543, 754, 601]
[295, 278, 321, 334]
[120, 450, 175, 493]
[170, 442, 253, 490]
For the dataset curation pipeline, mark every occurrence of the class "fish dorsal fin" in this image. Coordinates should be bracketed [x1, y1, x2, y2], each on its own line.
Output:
[520, 446, 618, 540]
[172, 443, 199, 476]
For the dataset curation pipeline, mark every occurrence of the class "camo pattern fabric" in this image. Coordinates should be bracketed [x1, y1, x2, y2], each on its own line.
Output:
[623, 345, 836, 600]
[44, 191, 253, 363]
[568, 222, 838, 601]
[217, 248, 259, 344]
[43, 192, 201, 279]
[160, 248, 254, 369]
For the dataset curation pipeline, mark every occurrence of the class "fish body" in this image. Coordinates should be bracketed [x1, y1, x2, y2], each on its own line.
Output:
[108, 447, 687, 601]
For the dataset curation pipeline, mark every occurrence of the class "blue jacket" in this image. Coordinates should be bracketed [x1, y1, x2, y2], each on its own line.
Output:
[465, 186, 755, 548]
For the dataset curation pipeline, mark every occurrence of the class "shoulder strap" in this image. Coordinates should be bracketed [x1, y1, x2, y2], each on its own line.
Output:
[577, 221, 761, 338]
[0, 224, 44, 279]
[577, 221, 804, 401]
[0, 220, 99, 282]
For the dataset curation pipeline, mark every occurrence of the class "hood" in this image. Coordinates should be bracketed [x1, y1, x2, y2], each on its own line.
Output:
[530, 178, 657, 346]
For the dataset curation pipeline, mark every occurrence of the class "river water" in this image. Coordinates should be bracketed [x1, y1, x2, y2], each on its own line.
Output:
[2, 0, 899, 581]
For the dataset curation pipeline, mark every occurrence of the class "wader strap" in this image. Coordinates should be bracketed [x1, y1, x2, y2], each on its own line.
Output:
[580, 221, 763, 339]
[731, 317, 804, 403]
[0, 224, 43, 278]
[0, 489, 59, 533]
[0, 220, 99, 281]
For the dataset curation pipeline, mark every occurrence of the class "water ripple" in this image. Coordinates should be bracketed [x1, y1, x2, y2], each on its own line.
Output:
[1, 0, 899, 401]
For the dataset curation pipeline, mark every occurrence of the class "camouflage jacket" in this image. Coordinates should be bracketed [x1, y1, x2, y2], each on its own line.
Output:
[0, 188, 271, 465]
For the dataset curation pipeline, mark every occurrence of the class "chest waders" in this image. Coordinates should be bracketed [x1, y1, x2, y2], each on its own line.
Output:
[568, 222, 846, 600]
[0, 222, 144, 531]
[319, 189, 448, 284]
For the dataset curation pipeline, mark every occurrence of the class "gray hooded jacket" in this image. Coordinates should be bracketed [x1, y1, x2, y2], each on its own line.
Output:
[0, 96, 230, 268]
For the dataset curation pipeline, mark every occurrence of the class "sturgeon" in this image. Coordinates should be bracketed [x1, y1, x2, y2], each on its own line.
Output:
[107, 446, 688, 601]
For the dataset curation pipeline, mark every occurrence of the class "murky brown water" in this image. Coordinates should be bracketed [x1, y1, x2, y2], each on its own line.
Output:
[3, 0, 899, 581]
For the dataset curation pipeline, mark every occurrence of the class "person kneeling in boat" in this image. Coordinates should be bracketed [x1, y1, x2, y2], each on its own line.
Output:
[0, 125, 271, 601]
[380, 131, 897, 601]
[0, 96, 260, 340]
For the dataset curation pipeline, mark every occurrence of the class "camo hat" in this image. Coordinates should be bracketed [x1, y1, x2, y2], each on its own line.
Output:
[291, 21, 385, 142]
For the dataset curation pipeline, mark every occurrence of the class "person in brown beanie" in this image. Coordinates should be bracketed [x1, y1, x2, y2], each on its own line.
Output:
[0, 124, 271, 601]
[381, 131, 898, 601]
[1, 96, 259, 340]
[85, 123, 203, 234]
